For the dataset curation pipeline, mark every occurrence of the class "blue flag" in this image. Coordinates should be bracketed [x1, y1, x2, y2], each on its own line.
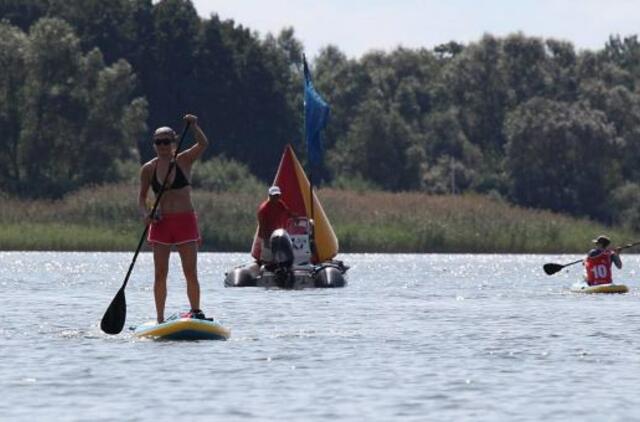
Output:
[303, 55, 329, 166]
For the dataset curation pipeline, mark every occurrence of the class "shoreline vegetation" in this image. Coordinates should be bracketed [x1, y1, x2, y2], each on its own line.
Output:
[1, 183, 636, 254]
[3, 7, 640, 259]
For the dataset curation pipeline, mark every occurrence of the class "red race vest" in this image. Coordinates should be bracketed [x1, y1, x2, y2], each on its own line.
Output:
[585, 250, 614, 285]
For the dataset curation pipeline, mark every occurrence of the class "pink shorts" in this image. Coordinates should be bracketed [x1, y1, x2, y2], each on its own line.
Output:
[148, 211, 201, 246]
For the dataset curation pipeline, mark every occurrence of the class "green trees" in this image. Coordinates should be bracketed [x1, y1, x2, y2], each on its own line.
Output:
[0, 21, 27, 189]
[504, 98, 618, 219]
[339, 99, 412, 190]
[316, 32, 640, 223]
[191, 157, 263, 193]
[3, 1, 640, 225]
[0, 0, 47, 30]
[0, 0, 300, 195]
[217, 25, 298, 180]
[48, 0, 137, 64]
[0, 19, 146, 197]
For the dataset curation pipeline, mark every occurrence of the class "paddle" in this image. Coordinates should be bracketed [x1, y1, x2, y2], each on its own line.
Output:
[543, 241, 640, 276]
[542, 259, 582, 276]
[100, 122, 191, 335]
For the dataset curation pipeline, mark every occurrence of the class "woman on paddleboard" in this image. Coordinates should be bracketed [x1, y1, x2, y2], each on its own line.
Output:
[583, 235, 622, 286]
[138, 114, 209, 323]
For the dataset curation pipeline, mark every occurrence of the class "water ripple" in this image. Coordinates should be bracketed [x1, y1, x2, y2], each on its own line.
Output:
[1, 252, 640, 421]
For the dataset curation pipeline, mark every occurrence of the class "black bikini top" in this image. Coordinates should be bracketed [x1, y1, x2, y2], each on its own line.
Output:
[151, 161, 190, 194]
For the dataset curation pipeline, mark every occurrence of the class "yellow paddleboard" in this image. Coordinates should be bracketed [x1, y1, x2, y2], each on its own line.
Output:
[134, 315, 230, 340]
[570, 282, 629, 294]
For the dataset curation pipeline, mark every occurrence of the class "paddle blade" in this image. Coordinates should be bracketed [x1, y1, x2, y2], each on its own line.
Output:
[543, 263, 564, 275]
[100, 288, 127, 335]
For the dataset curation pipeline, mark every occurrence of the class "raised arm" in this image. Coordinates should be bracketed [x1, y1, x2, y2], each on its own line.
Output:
[179, 114, 209, 164]
[612, 250, 622, 269]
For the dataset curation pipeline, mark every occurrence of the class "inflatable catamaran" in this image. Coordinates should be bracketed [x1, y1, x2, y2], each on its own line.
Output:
[224, 145, 348, 289]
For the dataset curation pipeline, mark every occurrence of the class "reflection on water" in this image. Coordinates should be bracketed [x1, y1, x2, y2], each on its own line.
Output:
[1, 252, 640, 421]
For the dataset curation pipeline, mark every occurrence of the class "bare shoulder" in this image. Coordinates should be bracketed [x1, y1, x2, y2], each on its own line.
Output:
[140, 158, 157, 176]
[142, 158, 157, 168]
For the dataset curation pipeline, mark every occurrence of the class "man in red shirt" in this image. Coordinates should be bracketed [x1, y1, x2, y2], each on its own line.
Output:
[584, 235, 622, 285]
[257, 186, 296, 263]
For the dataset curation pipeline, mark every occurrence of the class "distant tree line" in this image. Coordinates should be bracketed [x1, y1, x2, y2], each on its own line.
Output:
[2, 0, 640, 228]
[0, 0, 301, 189]
[313, 35, 640, 228]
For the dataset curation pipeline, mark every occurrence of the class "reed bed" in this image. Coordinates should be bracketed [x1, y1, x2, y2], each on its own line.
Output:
[0, 183, 635, 253]
[320, 190, 633, 253]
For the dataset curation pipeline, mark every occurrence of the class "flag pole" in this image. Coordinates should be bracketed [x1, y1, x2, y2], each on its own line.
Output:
[305, 55, 316, 258]
[308, 157, 317, 265]
[303, 54, 329, 262]
[309, 167, 314, 220]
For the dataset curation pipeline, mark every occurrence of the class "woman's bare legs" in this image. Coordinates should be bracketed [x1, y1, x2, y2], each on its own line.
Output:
[177, 241, 200, 312]
[152, 243, 171, 323]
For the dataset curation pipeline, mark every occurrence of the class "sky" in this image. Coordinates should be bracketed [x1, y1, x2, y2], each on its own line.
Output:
[192, 0, 639, 59]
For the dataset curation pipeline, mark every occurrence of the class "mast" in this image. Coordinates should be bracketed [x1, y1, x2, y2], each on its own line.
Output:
[303, 53, 329, 260]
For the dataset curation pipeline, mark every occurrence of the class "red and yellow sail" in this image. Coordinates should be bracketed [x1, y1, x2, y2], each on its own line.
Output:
[251, 145, 338, 263]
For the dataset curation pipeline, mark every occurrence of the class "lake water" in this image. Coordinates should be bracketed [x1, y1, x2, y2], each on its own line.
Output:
[2, 251, 640, 421]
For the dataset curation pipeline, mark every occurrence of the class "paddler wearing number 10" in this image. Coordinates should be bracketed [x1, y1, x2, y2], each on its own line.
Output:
[138, 114, 209, 323]
[583, 235, 622, 286]
[542, 234, 637, 294]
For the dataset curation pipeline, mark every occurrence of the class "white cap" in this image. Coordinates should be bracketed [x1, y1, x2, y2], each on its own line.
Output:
[268, 186, 281, 196]
[153, 126, 176, 138]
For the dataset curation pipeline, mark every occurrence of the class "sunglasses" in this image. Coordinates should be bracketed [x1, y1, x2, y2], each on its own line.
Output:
[154, 138, 174, 146]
